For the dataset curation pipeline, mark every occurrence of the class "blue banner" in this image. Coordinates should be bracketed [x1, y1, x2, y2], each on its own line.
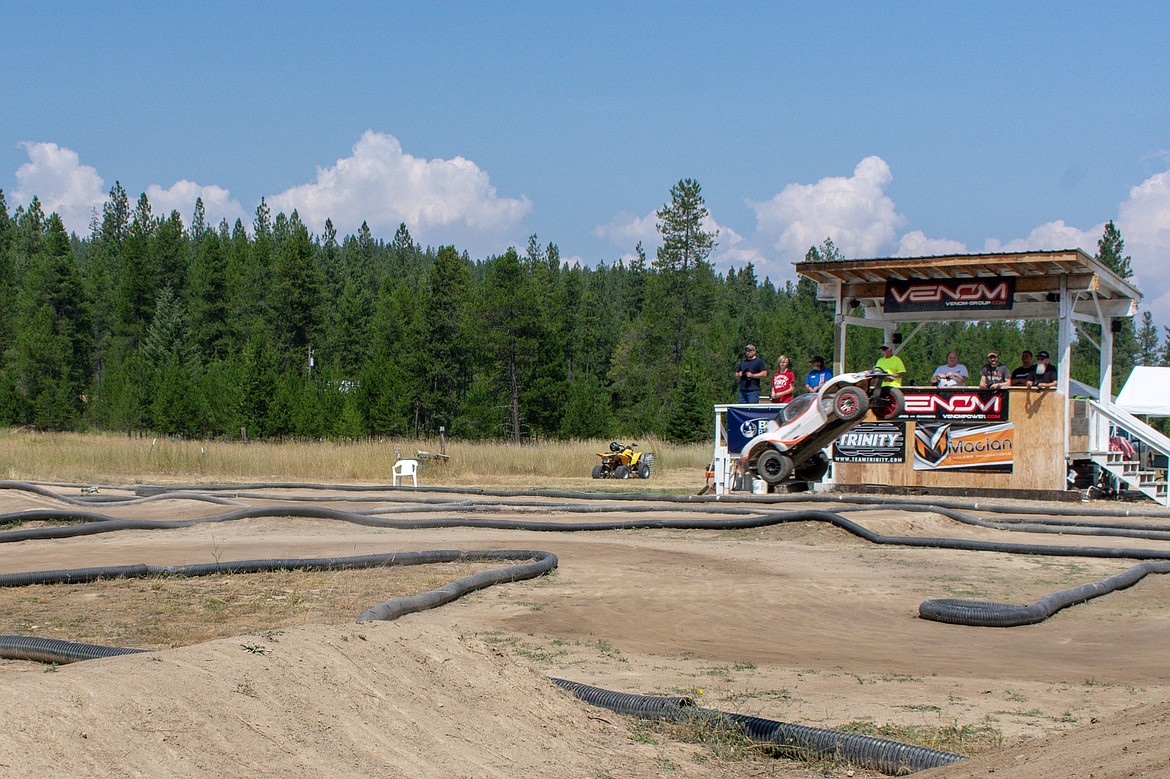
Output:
[726, 406, 782, 456]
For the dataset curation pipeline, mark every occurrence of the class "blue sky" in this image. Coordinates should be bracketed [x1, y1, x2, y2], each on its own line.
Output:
[4, 2, 1169, 322]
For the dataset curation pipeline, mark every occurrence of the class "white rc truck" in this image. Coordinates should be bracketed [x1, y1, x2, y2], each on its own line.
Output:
[740, 369, 905, 486]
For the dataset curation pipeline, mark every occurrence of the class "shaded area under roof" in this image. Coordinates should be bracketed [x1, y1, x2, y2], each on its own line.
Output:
[796, 249, 1140, 323]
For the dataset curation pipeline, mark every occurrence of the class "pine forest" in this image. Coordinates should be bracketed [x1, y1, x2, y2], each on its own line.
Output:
[0, 179, 1163, 444]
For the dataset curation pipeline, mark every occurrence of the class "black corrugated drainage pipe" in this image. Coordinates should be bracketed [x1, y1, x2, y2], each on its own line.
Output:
[0, 635, 148, 664]
[551, 678, 965, 775]
[0, 550, 558, 621]
[920, 559, 1170, 626]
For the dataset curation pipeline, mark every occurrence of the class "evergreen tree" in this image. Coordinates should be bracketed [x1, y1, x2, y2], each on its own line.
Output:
[1096, 221, 1132, 278]
[320, 218, 343, 298]
[328, 275, 372, 377]
[231, 201, 275, 346]
[142, 287, 195, 367]
[116, 193, 158, 345]
[187, 232, 231, 360]
[1093, 221, 1138, 392]
[0, 190, 13, 351]
[523, 238, 570, 437]
[154, 210, 190, 299]
[189, 197, 208, 249]
[12, 196, 45, 276]
[1136, 312, 1159, 366]
[364, 279, 418, 435]
[559, 372, 612, 439]
[416, 245, 470, 436]
[100, 182, 130, 245]
[269, 216, 324, 368]
[478, 249, 541, 442]
[653, 178, 718, 365]
[9, 214, 93, 429]
[86, 182, 131, 359]
[666, 350, 711, 443]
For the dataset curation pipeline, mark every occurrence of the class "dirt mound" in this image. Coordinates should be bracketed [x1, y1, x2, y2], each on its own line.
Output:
[0, 622, 718, 778]
[920, 698, 1170, 778]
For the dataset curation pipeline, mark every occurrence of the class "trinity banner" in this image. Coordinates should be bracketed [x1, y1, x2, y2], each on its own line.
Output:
[832, 421, 906, 463]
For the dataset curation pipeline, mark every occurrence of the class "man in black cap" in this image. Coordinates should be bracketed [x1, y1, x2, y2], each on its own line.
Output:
[875, 344, 906, 387]
[1029, 351, 1057, 389]
[735, 344, 768, 403]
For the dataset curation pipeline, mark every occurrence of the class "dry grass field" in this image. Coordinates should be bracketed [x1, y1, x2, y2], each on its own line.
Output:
[0, 428, 710, 488]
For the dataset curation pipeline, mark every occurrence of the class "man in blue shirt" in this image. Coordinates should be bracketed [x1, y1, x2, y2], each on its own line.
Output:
[735, 344, 768, 403]
[804, 356, 833, 393]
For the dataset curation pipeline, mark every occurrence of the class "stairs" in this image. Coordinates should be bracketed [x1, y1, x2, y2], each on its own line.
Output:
[1085, 400, 1170, 506]
[1097, 450, 1169, 503]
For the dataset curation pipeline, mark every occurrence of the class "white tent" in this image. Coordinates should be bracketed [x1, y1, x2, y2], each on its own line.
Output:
[1116, 366, 1170, 416]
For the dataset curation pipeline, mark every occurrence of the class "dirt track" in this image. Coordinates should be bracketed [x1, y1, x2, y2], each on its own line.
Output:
[2, 482, 1170, 777]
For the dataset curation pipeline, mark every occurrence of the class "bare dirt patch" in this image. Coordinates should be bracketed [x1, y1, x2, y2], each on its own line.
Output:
[2, 483, 1170, 777]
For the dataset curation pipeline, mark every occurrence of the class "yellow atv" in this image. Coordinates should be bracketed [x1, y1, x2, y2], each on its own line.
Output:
[592, 441, 654, 479]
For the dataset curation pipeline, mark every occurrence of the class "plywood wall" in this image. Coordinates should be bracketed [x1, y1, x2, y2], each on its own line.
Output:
[833, 389, 1066, 492]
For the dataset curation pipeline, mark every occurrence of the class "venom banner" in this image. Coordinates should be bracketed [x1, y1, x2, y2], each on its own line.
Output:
[884, 277, 1016, 314]
[900, 389, 1009, 421]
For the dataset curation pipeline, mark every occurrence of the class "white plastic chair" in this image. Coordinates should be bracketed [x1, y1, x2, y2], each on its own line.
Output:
[392, 458, 419, 487]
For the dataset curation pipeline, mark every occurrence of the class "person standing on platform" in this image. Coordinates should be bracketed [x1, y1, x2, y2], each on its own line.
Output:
[876, 344, 906, 387]
[804, 356, 833, 393]
[979, 351, 1010, 390]
[1028, 350, 1058, 389]
[930, 351, 968, 387]
[1011, 350, 1036, 386]
[770, 355, 796, 403]
[735, 344, 768, 403]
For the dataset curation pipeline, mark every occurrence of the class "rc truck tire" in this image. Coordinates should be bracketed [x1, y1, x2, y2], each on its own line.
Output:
[833, 386, 869, 422]
[871, 386, 904, 420]
[795, 452, 830, 482]
[756, 449, 794, 485]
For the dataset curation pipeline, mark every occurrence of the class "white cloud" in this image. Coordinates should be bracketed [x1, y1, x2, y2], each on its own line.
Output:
[13, 141, 105, 233]
[594, 208, 765, 270]
[748, 156, 905, 260]
[895, 230, 968, 257]
[146, 180, 247, 229]
[592, 157, 1170, 327]
[1118, 167, 1170, 323]
[593, 210, 658, 251]
[267, 130, 531, 254]
[711, 222, 768, 269]
[981, 220, 1102, 255]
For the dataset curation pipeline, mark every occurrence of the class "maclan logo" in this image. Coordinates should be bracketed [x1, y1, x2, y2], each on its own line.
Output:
[905, 394, 1003, 415]
[891, 281, 1010, 305]
[948, 437, 1012, 455]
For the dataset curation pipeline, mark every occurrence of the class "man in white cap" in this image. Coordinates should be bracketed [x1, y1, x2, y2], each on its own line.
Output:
[979, 351, 1010, 390]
